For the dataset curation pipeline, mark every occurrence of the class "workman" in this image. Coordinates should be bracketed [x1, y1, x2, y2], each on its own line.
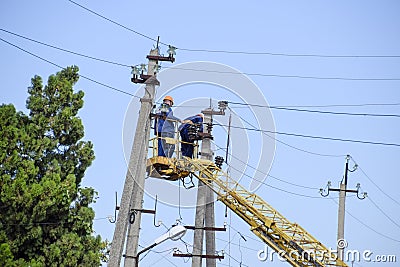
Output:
[179, 114, 205, 158]
[154, 96, 180, 157]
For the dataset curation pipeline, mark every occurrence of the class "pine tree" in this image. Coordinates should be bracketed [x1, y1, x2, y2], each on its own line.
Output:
[0, 66, 107, 266]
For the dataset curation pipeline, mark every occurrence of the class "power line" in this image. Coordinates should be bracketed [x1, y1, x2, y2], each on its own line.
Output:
[331, 198, 400, 243]
[3, 25, 399, 106]
[232, 102, 400, 108]
[164, 66, 400, 81]
[227, 108, 346, 157]
[178, 47, 400, 59]
[0, 37, 138, 98]
[0, 28, 131, 68]
[67, 0, 164, 46]
[367, 196, 400, 230]
[229, 101, 400, 118]
[212, 141, 319, 190]
[66, 1, 400, 59]
[213, 122, 400, 147]
[4, 28, 400, 82]
[225, 161, 329, 199]
[224, 252, 250, 267]
[350, 157, 400, 207]
[5, 35, 380, 157]
[2, 217, 110, 226]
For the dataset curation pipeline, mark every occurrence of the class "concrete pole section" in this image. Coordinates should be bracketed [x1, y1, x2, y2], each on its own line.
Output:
[192, 108, 217, 267]
[108, 48, 159, 267]
[337, 183, 346, 261]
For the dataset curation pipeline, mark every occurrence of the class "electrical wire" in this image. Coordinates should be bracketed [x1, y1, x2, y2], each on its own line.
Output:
[67, 0, 164, 46]
[6, 25, 400, 83]
[178, 179, 183, 220]
[367, 196, 400, 230]
[4, 27, 400, 83]
[0, 37, 139, 98]
[2, 217, 110, 226]
[230, 102, 400, 108]
[164, 66, 400, 81]
[224, 160, 336, 199]
[0, 28, 131, 68]
[227, 107, 346, 157]
[226, 223, 265, 245]
[178, 47, 400, 58]
[66, 0, 400, 59]
[213, 122, 400, 147]
[224, 251, 250, 267]
[351, 157, 400, 207]
[229, 101, 400, 118]
[330, 198, 400, 243]
[146, 248, 179, 267]
[217, 237, 259, 252]
[212, 141, 320, 190]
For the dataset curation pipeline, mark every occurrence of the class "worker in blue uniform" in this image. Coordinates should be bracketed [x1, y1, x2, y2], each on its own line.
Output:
[154, 96, 180, 157]
[179, 114, 205, 158]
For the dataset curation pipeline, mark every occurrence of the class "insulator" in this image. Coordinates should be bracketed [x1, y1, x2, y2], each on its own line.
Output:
[207, 123, 213, 132]
[160, 103, 170, 113]
[167, 45, 176, 57]
[215, 156, 224, 168]
[187, 124, 198, 141]
[218, 101, 228, 111]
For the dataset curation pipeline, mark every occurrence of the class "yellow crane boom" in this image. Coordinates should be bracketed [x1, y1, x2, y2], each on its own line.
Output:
[176, 157, 348, 267]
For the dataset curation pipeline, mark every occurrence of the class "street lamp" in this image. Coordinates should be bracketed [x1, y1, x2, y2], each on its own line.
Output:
[134, 225, 187, 267]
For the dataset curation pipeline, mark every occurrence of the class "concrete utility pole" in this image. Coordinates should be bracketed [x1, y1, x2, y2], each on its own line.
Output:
[192, 106, 225, 267]
[320, 155, 367, 262]
[108, 48, 159, 267]
[336, 157, 350, 261]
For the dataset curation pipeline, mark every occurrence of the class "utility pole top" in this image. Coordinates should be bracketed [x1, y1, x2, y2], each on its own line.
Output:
[319, 155, 366, 262]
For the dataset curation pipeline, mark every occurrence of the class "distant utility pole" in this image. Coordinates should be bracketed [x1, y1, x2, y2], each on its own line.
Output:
[320, 155, 367, 261]
[108, 44, 175, 267]
[192, 103, 226, 267]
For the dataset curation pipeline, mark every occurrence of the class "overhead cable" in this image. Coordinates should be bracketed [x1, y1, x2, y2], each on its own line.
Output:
[227, 107, 346, 157]
[367, 196, 400, 229]
[164, 66, 400, 81]
[4, 27, 400, 81]
[350, 157, 400, 207]
[212, 141, 319, 190]
[213, 122, 400, 147]
[0, 28, 131, 68]
[0, 37, 138, 98]
[229, 101, 400, 118]
[66, 0, 400, 59]
[331, 198, 400, 243]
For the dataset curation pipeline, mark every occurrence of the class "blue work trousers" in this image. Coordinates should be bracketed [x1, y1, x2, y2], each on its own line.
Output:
[180, 130, 195, 158]
[158, 132, 175, 157]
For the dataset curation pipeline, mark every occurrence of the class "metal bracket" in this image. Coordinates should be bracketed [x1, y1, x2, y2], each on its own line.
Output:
[108, 191, 120, 223]
[173, 253, 224, 259]
[184, 226, 226, 231]
[198, 151, 214, 157]
[129, 195, 160, 225]
[146, 54, 175, 63]
[140, 98, 153, 103]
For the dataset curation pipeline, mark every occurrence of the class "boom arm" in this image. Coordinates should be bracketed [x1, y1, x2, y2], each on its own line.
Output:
[179, 157, 347, 267]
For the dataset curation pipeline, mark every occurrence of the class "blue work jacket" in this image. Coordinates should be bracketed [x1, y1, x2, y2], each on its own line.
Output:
[154, 106, 180, 134]
[179, 115, 204, 133]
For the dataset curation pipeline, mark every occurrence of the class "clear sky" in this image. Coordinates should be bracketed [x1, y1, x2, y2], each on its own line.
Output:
[1, 1, 399, 266]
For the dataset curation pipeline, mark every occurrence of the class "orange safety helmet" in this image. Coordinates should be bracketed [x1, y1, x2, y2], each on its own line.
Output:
[163, 95, 174, 106]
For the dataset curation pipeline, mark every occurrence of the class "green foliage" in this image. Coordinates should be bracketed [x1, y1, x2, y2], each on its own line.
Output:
[0, 66, 106, 266]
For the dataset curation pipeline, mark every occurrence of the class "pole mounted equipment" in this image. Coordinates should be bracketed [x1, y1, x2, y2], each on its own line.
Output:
[319, 155, 366, 261]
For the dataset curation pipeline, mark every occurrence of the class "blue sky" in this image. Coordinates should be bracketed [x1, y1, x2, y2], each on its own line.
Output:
[1, 1, 399, 266]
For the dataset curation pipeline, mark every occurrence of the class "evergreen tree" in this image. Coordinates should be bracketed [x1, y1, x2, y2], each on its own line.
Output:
[0, 66, 107, 266]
